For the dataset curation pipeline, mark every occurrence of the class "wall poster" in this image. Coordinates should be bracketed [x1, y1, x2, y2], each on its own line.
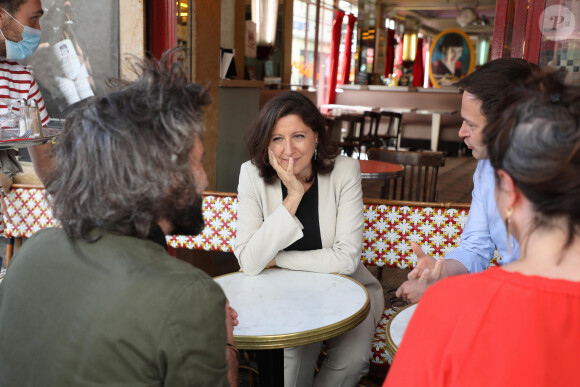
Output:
[429, 29, 474, 88]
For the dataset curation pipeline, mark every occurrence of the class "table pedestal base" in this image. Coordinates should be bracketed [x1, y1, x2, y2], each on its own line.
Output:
[256, 349, 284, 387]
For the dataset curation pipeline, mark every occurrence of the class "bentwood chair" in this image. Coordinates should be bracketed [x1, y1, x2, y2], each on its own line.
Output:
[326, 113, 366, 157]
[376, 111, 403, 150]
[359, 111, 383, 151]
[367, 148, 446, 202]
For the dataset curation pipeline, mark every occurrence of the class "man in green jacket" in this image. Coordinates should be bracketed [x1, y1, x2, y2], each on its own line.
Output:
[0, 49, 239, 386]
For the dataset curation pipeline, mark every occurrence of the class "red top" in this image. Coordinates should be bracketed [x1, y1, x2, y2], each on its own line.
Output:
[384, 267, 580, 387]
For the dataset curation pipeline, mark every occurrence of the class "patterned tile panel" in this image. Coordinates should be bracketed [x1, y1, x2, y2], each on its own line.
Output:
[3, 191, 498, 269]
[3, 188, 56, 238]
[166, 195, 238, 252]
[372, 307, 397, 365]
[362, 204, 472, 269]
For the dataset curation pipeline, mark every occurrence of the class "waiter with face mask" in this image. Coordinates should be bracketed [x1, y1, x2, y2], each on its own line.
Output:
[0, 0, 50, 264]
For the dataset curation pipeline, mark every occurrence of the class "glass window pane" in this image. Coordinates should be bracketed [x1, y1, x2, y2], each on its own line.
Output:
[291, 0, 316, 86]
[24, 0, 119, 120]
[537, 0, 580, 85]
[291, 0, 358, 105]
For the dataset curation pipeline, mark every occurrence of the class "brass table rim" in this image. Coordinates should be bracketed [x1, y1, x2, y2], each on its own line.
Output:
[360, 168, 404, 180]
[359, 160, 405, 180]
[214, 269, 370, 350]
[385, 302, 417, 358]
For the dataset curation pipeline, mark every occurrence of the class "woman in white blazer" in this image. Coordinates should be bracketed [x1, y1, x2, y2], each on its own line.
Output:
[234, 92, 384, 387]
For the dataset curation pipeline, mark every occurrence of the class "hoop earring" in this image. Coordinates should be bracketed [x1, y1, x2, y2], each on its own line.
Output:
[314, 142, 318, 160]
[505, 207, 513, 255]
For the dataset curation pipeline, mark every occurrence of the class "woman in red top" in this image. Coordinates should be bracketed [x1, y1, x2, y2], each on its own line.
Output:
[384, 68, 580, 386]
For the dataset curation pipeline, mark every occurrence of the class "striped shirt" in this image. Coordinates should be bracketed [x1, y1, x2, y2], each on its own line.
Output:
[0, 59, 50, 125]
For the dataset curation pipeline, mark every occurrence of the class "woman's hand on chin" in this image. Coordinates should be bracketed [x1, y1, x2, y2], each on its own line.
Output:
[269, 149, 304, 216]
[269, 149, 304, 198]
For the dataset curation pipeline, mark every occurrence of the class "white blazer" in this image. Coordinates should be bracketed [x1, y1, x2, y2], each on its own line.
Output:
[234, 156, 384, 324]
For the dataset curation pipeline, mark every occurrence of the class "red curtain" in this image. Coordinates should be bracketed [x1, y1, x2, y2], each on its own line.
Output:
[383, 28, 395, 78]
[412, 37, 424, 87]
[327, 10, 345, 104]
[148, 0, 176, 59]
[341, 14, 357, 84]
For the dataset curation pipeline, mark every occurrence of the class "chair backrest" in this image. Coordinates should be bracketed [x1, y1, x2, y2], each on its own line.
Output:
[378, 111, 403, 149]
[326, 113, 365, 157]
[362, 111, 381, 144]
[367, 148, 446, 202]
[337, 113, 365, 140]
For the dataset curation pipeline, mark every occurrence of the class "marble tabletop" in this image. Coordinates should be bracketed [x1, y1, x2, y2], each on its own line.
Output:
[385, 303, 417, 357]
[214, 268, 370, 350]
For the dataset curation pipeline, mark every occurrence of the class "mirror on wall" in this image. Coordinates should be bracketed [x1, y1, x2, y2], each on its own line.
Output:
[361, 0, 496, 87]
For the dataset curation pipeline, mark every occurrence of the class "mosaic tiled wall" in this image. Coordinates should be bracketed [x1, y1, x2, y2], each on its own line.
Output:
[538, 0, 580, 85]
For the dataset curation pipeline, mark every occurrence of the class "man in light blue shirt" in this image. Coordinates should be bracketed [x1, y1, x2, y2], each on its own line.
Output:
[397, 58, 534, 303]
[445, 159, 519, 272]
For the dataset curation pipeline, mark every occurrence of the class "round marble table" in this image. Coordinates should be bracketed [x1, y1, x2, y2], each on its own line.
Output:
[214, 268, 370, 350]
[215, 268, 370, 386]
[385, 303, 418, 357]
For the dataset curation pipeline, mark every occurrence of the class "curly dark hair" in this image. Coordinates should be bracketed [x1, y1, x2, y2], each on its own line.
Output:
[484, 67, 580, 248]
[45, 49, 210, 242]
[245, 91, 337, 183]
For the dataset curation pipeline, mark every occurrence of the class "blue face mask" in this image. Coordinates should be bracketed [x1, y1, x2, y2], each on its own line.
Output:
[0, 8, 41, 60]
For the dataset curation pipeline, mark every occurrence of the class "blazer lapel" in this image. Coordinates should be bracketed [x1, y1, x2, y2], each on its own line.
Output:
[317, 172, 337, 248]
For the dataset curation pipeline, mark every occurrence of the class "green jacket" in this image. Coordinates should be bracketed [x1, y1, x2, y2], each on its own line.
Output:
[0, 228, 229, 386]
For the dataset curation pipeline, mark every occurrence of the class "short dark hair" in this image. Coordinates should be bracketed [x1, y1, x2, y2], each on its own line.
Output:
[439, 33, 463, 53]
[46, 49, 210, 242]
[454, 58, 536, 118]
[484, 67, 580, 247]
[245, 91, 337, 183]
[0, 0, 26, 14]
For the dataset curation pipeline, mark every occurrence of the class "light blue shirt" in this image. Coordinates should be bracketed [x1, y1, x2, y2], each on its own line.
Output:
[446, 159, 519, 273]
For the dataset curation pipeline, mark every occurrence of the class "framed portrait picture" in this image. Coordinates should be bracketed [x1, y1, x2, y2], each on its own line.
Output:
[429, 29, 475, 87]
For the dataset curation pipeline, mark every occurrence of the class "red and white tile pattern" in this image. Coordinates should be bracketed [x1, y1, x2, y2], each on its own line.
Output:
[362, 204, 473, 269]
[166, 195, 238, 252]
[3, 188, 56, 238]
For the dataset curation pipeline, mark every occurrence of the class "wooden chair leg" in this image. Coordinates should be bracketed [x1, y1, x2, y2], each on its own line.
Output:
[239, 350, 259, 387]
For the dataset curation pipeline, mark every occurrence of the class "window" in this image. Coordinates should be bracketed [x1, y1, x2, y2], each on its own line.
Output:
[291, 0, 358, 105]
